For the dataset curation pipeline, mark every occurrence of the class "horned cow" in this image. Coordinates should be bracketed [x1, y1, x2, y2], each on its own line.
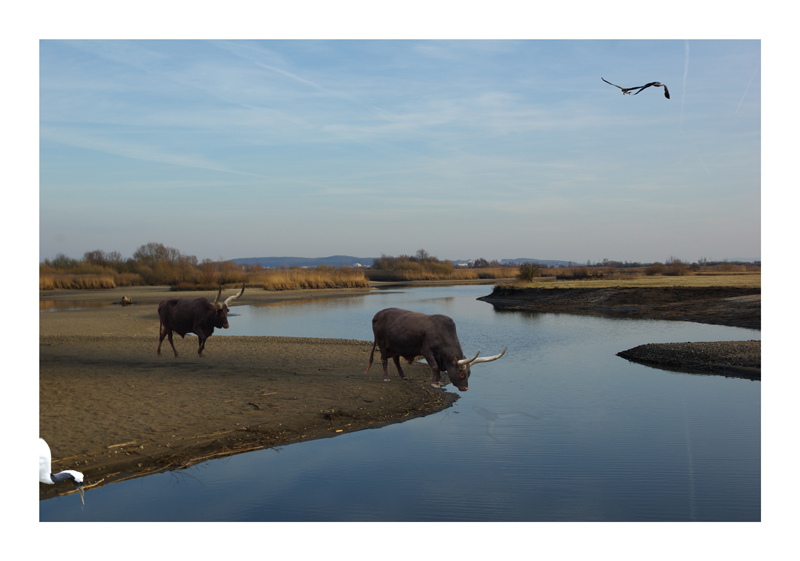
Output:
[157, 283, 244, 357]
[366, 307, 506, 391]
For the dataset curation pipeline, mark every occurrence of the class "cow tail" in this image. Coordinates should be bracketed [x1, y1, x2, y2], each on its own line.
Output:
[365, 340, 377, 374]
[157, 302, 165, 338]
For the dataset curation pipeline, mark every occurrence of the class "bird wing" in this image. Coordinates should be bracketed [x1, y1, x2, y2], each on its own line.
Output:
[601, 77, 624, 90]
[39, 438, 52, 482]
[632, 82, 670, 99]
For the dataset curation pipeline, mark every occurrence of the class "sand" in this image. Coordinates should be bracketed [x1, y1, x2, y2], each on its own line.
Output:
[39, 286, 455, 500]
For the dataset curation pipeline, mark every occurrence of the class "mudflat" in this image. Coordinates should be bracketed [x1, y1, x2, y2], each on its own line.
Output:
[40, 286, 455, 500]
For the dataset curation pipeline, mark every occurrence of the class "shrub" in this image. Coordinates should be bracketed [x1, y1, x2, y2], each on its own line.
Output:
[517, 262, 542, 282]
[664, 257, 692, 276]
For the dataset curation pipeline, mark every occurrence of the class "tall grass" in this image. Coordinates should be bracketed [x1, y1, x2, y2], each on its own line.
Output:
[40, 274, 119, 290]
[248, 267, 370, 290]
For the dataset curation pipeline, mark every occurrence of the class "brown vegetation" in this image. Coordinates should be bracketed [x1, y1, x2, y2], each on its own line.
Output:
[248, 266, 370, 290]
[40, 244, 760, 291]
[40, 245, 519, 290]
[41, 243, 371, 291]
[367, 250, 516, 282]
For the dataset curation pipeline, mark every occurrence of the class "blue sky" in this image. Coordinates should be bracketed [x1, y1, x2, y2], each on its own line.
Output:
[39, 39, 760, 264]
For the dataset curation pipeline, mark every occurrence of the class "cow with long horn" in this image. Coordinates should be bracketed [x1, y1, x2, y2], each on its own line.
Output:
[366, 307, 506, 391]
[157, 283, 245, 357]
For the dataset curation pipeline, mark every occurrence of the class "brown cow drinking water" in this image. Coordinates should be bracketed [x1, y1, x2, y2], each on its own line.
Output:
[157, 283, 245, 357]
[366, 307, 506, 391]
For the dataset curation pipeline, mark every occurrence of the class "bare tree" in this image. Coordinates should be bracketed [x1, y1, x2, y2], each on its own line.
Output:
[415, 248, 431, 262]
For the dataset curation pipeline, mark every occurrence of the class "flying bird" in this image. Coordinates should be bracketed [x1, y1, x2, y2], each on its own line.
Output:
[602, 77, 670, 99]
[40, 438, 85, 503]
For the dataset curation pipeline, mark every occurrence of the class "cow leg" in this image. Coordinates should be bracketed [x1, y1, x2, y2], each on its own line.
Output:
[160, 328, 179, 357]
[381, 352, 391, 382]
[392, 356, 408, 380]
[197, 336, 206, 357]
[421, 349, 442, 388]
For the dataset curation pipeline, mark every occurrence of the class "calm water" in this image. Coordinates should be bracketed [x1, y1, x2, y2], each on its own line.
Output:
[40, 285, 760, 521]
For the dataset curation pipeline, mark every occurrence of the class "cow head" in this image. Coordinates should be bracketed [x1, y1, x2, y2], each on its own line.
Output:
[445, 347, 508, 391]
[211, 283, 245, 329]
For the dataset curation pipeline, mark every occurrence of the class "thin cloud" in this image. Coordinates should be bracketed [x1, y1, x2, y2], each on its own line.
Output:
[735, 61, 759, 115]
[40, 125, 257, 176]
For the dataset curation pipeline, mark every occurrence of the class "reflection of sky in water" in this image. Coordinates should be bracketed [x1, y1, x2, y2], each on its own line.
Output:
[41, 285, 760, 521]
[40, 300, 119, 312]
[223, 285, 501, 343]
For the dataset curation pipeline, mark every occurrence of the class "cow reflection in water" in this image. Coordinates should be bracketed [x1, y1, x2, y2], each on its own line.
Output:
[472, 405, 541, 443]
[366, 307, 506, 391]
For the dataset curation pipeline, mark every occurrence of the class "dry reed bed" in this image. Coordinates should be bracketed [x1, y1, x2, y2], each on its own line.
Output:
[39, 273, 143, 290]
[247, 269, 370, 290]
[40, 267, 513, 290]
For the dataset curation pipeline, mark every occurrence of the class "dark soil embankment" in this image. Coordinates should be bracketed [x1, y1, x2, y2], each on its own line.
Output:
[617, 341, 761, 380]
[479, 286, 761, 329]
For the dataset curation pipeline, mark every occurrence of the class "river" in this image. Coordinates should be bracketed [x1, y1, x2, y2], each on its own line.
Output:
[40, 285, 760, 521]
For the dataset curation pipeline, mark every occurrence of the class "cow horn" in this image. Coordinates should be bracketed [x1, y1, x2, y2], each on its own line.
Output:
[224, 282, 245, 307]
[469, 346, 507, 365]
[213, 285, 223, 308]
[457, 350, 481, 366]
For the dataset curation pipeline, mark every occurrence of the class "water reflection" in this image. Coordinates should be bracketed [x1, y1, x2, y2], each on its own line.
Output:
[471, 405, 542, 443]
[249, 295, 367, 309]
[40, 300, 119, 312]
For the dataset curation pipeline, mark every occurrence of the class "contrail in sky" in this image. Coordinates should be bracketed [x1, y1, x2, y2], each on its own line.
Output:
[680, 41, 711, 176]
[735, 62, 759, 115]
[681, 41, 689, 121]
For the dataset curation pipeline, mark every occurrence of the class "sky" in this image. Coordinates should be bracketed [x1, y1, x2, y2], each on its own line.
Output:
[38, 40, 760, 265]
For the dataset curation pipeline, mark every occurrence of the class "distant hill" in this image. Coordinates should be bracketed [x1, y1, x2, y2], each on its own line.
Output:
[499, 258, 573, 268]
[232, 255, 376, 268]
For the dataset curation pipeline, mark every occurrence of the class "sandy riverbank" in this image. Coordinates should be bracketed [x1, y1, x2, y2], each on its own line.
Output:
[39, 285, 456, 500]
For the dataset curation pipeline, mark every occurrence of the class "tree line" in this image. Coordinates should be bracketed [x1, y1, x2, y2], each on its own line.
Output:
[40, 243, 760, 290]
